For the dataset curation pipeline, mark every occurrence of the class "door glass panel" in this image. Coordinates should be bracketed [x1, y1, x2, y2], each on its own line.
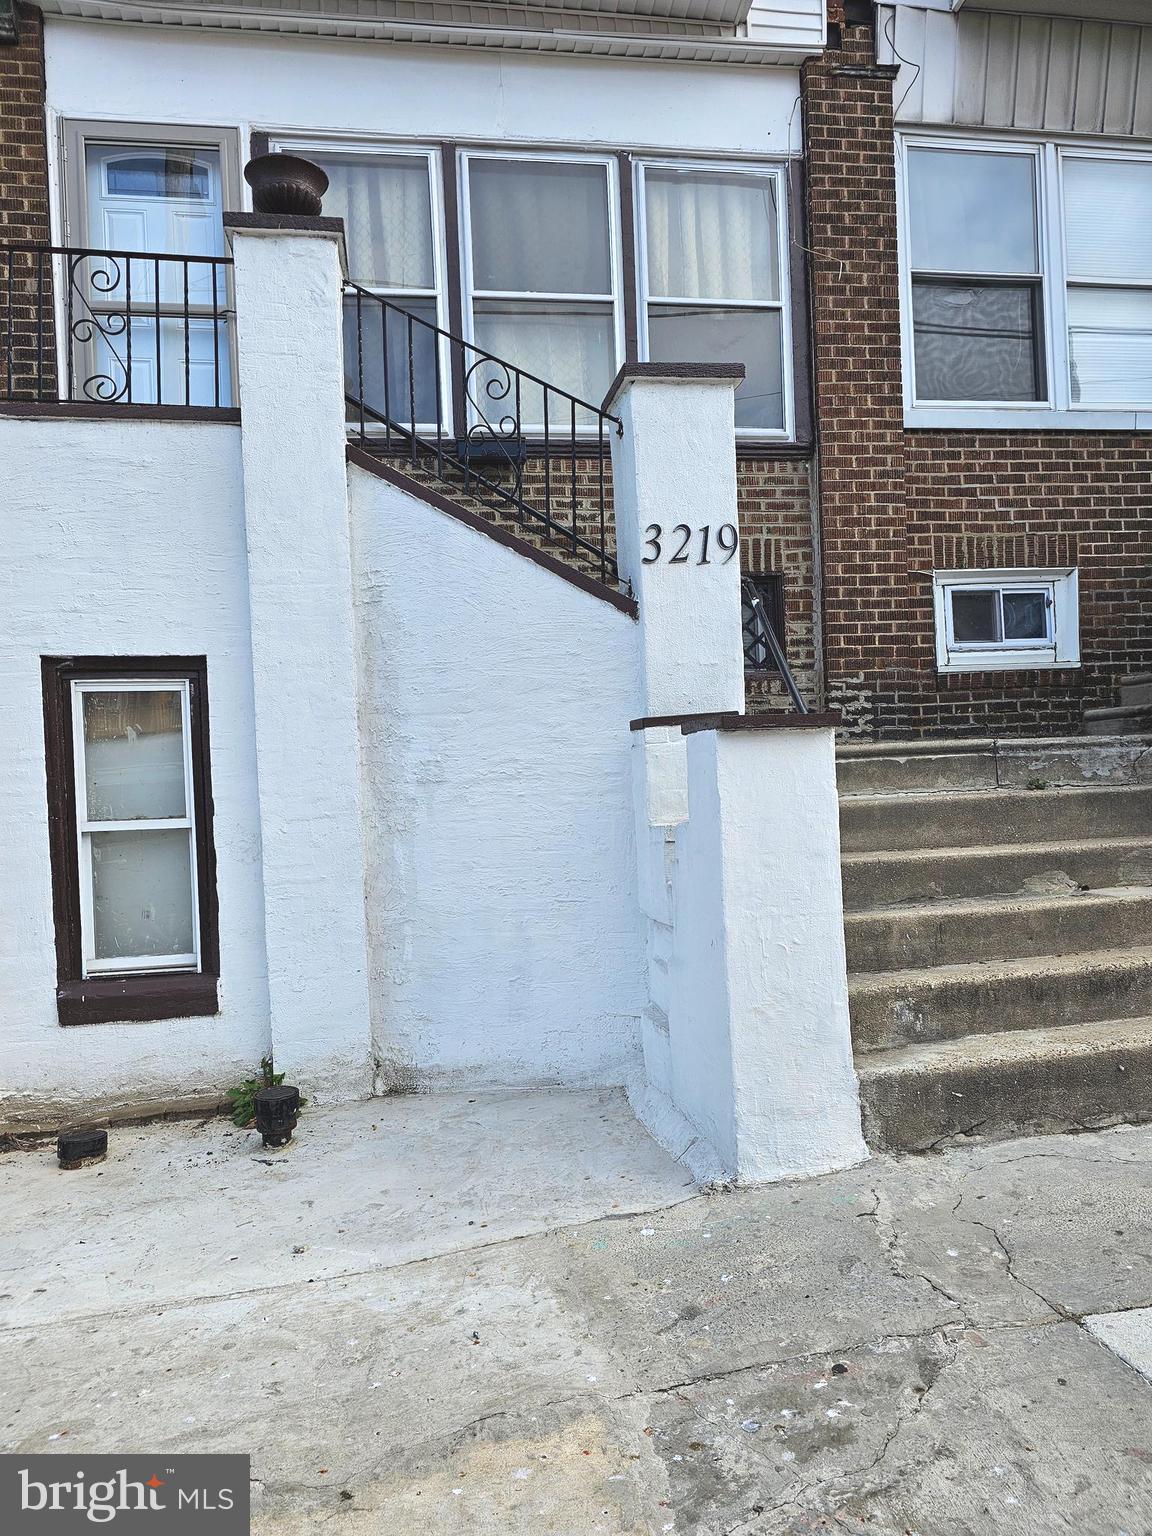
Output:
[472, 299, 614, 425]
[312, 153, 434, 290]
[90, 828, 194, 960]
[82, 689, 186, 822]
[88, 316, 233, 408]
[648, 305, 784, 430]
[1002, 590, 1049, 641]
[469, 160, 611, 295]
[912, 281, 1042, 401]
[86, 143, 223, 256]
[950, 590, 1000, 643]
[105, 153, 213, 200]
[909, 149, 1038, 275]
[645, 170, 779, 302]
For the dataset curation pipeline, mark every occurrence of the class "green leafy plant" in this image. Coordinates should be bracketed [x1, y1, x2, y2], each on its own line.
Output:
[1027, 778, 1049, 791]
[227, 1057, 283, 1129]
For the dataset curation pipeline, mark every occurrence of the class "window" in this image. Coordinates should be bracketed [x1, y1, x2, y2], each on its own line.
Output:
[742, 574, 786, 673]
[932, 570, 1080, 673]
[461, 153, 621, 428]
[42, 658, 219, 1025]
[638, 162, 792, 434]
[285, 146, 446, 429]
[901, 136, 1152, 423]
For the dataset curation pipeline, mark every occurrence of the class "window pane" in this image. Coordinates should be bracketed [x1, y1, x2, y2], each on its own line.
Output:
[912, 281, 1042, 402]
[342, 295, 440, 426]
[908, 149, 1038, 275]
[1002, 590, 1049, 641]
[472, 300, 614, 425]
[82, 689, 186, 821]
[90, 828, 194, 961]
[469, 160, 611, 296]
[105, 153, 212, 200]
[950, 590, 1000, 643]
[1068, 287, 1152, 405]
[645, 169, 779, 301]
[647, 305, 784, 430]
[89, 316, 233, 409]
[312, 154, 434, 290]
[1063, 157, 1152, 283]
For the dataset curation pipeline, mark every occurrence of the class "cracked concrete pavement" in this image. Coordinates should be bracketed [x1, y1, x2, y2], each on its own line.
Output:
[2, 1087, 1152, 1534]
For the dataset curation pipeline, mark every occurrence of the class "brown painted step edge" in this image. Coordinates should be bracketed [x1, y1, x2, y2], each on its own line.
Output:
[348, 446, 637, 618]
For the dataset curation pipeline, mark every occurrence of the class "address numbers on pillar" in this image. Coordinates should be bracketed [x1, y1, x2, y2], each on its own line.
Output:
[642, 524, 739, 565]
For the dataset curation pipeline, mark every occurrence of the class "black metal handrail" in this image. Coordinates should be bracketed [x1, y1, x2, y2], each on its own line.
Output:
[2, 243, 234, 408]
[742, 578, 809, 713]
[343, 282, 621, 586]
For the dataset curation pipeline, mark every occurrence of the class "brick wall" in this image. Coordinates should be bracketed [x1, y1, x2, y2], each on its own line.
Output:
[803, 3, 1152, 739]
[738, 457, 820, 711]
[1, 4, 53, 398]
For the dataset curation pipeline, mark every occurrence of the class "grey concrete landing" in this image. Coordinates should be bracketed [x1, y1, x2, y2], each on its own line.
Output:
[3, 1093, 1152, 1534]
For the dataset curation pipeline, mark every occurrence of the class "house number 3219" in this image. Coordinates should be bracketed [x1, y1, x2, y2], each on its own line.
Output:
[642, 523, 739, 565]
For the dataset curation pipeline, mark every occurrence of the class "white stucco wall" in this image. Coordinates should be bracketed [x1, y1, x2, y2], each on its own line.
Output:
[43, 22, 801, 160]
[0, 416, 270, 1128]
[349, 464, 644, 1089]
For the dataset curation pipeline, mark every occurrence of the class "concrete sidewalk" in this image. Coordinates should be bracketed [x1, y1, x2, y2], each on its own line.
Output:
[2, 1087, 1151, 1535]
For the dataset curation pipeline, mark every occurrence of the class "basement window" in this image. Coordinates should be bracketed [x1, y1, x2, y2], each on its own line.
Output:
[932, 569, 1080, 673]
[42, 657, 220, 1025]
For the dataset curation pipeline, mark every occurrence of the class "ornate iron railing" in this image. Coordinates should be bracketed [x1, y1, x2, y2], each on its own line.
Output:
[742, 577, 809, 713]
[1, 244, 234, 408]
[343, 282, 621, 586]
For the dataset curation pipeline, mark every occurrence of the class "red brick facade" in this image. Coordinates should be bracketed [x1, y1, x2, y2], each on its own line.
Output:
[802, 4, 1152, 738]
[0, 5, 50, 246]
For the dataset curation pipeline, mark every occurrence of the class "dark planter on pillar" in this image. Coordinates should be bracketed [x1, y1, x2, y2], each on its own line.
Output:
[243, 154, 329, 217]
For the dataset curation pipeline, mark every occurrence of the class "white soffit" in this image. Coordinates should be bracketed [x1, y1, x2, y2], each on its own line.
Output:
[955, 0, 1151, 21]
[878, 4, 1152, 135]
[39, 0, 826, 62]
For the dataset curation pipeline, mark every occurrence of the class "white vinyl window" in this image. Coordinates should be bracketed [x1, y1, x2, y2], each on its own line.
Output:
[932, 569, 1080, 673]
[270, 141, 447, 430]
[900, 135, 1152, 426]
[72, 680, 200, 976]
[460, 152, 623, 429]
[637, 161, 793, 436]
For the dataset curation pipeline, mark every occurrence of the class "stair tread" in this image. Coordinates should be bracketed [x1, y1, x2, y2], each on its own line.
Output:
[856, 1015, 1152, 1078]
[841, 832, 1152, 867]
[849, 944, 1152, 992]
[844, 883, 1152, 925]
[839, 781, 1152, 806]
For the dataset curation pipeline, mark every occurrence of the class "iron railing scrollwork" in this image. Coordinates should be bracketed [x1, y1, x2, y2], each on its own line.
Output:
[742, 577, 809, 713]
[2, 243, 234, 408]
[343, 282, 621, 587]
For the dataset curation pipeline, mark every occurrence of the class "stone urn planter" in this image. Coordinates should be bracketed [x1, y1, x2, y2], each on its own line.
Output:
[243, 153, 329, 216]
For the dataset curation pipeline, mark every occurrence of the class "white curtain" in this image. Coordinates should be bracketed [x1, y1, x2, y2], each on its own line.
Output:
[315, 154, 433, 290]
[644, 169, 779, 301]
[1064, 157, 1152, 403]
[468, 159, 611, 296]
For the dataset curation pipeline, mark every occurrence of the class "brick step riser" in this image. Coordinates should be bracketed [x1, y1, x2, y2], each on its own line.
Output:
[1084, 710, 1152, 737]
[840, 787, 1152, 854]
[841, 842, 1152, 910]
[845, 895, 1152, 974]
[858, 1036, 1152, 1152]
[850, 957, 1152, 1053]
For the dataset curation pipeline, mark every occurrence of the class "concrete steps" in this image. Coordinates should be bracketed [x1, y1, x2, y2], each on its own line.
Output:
[1083, 673, 1152, 735]
[838, 737, 1152, 1151]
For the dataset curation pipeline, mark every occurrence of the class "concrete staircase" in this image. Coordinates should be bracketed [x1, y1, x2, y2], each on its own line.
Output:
[1084, 673, 1152, 736]
[837, 736, 1152, 1151]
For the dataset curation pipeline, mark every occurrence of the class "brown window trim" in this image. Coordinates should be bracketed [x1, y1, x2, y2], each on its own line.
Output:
[41, 655, 220, 1027]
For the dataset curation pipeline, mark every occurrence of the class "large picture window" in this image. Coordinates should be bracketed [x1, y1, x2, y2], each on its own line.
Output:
[901, 136, 1152, 422]
[42, 657, 219, 1025]
[638, 162, 791, 434]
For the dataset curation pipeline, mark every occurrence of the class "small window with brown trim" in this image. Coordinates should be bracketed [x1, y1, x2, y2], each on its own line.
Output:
[42, 657, 220, 1025]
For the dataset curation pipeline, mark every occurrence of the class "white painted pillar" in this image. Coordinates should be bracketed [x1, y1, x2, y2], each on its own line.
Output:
[606, 365, 746, 720]
[226, 212, 373, 1102]
[672, 718, 867, 1183]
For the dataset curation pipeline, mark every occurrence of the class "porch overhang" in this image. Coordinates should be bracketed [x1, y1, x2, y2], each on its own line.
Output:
[40, 0, 821, 65]
[951, 0, 1150, 19]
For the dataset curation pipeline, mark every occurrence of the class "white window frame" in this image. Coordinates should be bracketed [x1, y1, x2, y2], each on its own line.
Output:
[932, 568, 1080, 673]
[635, 157, 795, 441]
[71, 678, 201, 977]
[897, 132, 1152, 431]
[270, 137, 450, 433]
[458, 148, 625, 433]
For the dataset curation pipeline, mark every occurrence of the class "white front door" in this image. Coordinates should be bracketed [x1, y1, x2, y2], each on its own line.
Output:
[80, 143, 230, 405]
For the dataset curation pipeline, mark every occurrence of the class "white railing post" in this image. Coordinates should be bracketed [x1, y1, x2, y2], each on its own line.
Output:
[226, 211, 373, 1103]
